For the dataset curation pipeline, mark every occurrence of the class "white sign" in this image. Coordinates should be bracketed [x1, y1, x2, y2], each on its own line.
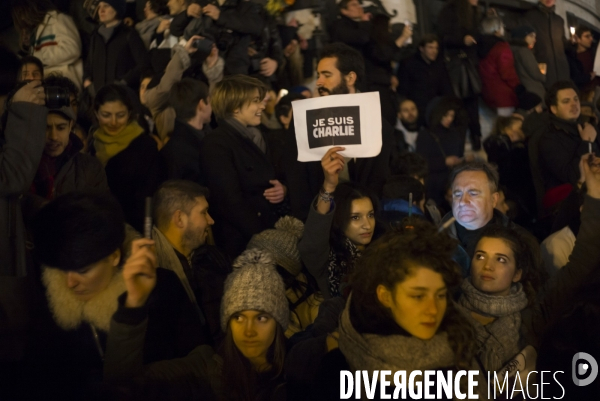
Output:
[292, 92, 382, 162]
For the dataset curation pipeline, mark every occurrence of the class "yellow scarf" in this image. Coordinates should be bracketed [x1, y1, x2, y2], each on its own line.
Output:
[93, 121, 145, 166]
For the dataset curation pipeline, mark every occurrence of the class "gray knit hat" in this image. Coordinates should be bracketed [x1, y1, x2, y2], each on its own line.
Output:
[247, 216, 304, 277]
[220, 249, 289, 331]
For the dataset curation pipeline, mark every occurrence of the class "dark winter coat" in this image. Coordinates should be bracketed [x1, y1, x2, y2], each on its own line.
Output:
[0, 103, 47, 276]
[436, 2, 480, 65]
[524, 2, 570, 88]
[416, 126, 463, 205]
[23, 134, 108, 218]
[396, 52, 454, 119]
[537, 114, 600, 191]
[329, 15, 371, 56]
[199, 119, 283, 256]
[477, 36, 521, 108]
[91, 133, 164, 233]
[160, 119, 207, 184]
[84, 22, 150, 90]
[171, 0, 267, 76]
[565, 45, 594, 90]
[510, 41, 546, 100]
[20, 268, 206, 401]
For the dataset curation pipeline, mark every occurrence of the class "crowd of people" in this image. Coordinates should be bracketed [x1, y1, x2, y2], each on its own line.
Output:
[1, 0, 600, 399]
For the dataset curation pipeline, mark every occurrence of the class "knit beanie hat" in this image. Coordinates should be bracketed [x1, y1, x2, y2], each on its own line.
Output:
[511, 25, 535, 40]
[220, 249, 289, 332]
[246, 216, 304, 277]
[102, 0, 126, 20]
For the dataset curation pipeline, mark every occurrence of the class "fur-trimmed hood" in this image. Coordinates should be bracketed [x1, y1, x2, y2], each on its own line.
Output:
[42, 267, 126, 332]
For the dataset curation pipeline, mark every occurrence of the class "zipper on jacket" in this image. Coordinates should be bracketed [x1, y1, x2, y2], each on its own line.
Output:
[90, 324, 105, 361]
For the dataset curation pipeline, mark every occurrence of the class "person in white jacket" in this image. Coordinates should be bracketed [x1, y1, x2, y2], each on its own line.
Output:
[12, 0, 83, 88]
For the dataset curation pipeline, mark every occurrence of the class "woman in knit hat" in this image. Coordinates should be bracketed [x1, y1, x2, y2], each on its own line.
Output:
[104, 248, 290, 400]
[299, 147, 382, 298]
[510, 25, 546, 100]
[83, 0, 150, 92]
[247, 216, 322, 337]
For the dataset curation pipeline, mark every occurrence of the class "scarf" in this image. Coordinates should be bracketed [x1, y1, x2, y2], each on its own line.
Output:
[226, 117, 267, 154]
[152, 226, 206, 325]
[42, 267, 126, 332]
[338, 294, 456, 374]
[458, 279, 528, 372]
[93, 121, 144, 167]
[327, 238, 361, 297]
[31, 141, 75, 199]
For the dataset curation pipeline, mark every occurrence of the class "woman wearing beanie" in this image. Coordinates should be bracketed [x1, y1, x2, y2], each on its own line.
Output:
[104, 248, 290, 400]
[83, 0, 150, 92]
[308, 219, 489, 400]
[21, 192, 200, 401]
[11, 0, 83, 87]
[247, 216, 322, 338]
[90, 84, 164, 232]
[510, 25, 546, 101]
[298, 147, 382, 299]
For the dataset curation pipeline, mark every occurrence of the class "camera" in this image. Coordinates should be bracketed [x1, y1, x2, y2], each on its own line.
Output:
[45, 86, 71, 109]
[8, 80, 70, 109]
[193, 38, 214, 55]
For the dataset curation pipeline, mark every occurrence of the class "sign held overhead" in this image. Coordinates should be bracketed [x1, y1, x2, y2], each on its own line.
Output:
[292, 92, 382, 162]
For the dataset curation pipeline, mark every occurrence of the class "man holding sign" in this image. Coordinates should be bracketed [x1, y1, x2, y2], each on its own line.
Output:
[284, 43, 394, 219]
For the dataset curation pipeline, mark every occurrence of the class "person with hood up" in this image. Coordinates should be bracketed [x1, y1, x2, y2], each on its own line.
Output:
[416, 96, 470, 206]
[510, 25, 546, 101]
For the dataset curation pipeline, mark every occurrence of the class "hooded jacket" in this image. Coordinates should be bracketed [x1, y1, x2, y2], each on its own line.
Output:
[510, 39, 546, 101]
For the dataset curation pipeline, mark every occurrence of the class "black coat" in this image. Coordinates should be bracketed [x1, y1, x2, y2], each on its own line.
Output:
[396, 52, 454, 120]
[160, 119, 207, 184]
[565, 45, 593, 90]
[416, 126, 463, 205]
[93, 133, 164, 232]
[84, 23, 150, 90]
[199, 120, 282, 256]
[524, 3, 570, 88]
[284, 118, 395, 221]
[538, 114, 599, 190]
[436, 2, 480, 64]
[329, 16, 371, 55]
[19, 268, 206, 401]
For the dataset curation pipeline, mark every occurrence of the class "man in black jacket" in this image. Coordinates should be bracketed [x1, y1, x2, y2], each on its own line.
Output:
[537, 81, 599, 207]
[524, 0, 570, 88]
[160, 78, 212, 184]
[397, 34, 454, 124]
[283, 42, 394, 220]
[329, 0, 371, 55]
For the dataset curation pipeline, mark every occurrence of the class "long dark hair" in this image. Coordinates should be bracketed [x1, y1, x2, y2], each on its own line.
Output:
[330, 182, 380, 272]
[474, 225, 546, 305]
[12, 0, 56, 49]
[349, 218, 477, 370]
[220, 319, 287, 401]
